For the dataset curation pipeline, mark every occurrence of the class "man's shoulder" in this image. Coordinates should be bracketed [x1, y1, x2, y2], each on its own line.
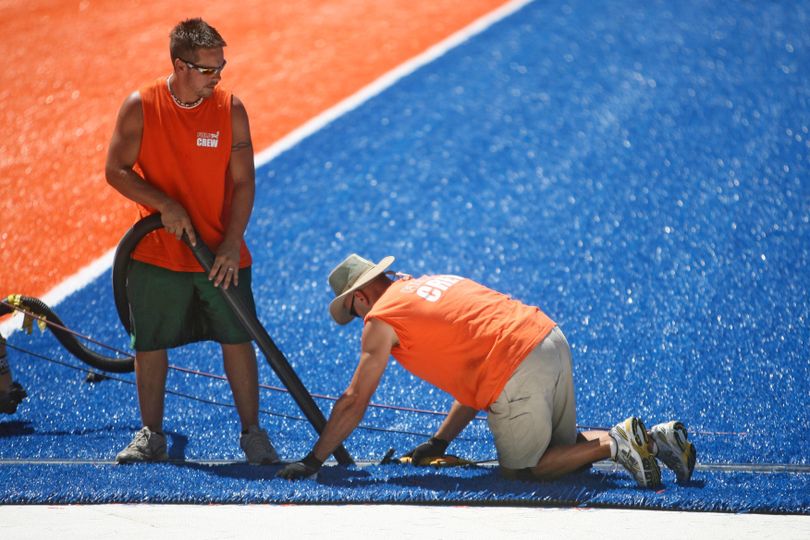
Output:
[123, 89, 144, 107]
[137, 77, 165, 100]
[115, 90, 144, 127]
[361, 316, 398, 350]
[210, 84, 234, 103]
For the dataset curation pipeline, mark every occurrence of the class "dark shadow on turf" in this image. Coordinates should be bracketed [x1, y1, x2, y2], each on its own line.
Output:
[0, 420, 35, 437]
[0, 420, 128, 438]
[170, 460, 282, 480]
[311, 464, 628, 503]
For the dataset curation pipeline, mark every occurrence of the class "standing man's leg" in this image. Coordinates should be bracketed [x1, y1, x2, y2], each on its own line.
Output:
[117, 261, 185, 464]
[224, 341, 279, 464]
[116, 349, 170, 463]
[135, 349, 169, 432]
[222, 342, 259, 430]
[198, 266, 278, 464]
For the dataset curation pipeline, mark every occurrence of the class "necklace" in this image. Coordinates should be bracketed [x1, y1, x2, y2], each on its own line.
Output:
[167, 76, 203, 109]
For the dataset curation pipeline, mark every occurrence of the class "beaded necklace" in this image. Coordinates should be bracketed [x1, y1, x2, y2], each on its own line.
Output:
[167, 76, 203, 109]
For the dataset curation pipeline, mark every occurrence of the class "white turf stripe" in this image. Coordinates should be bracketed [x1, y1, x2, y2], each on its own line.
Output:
[2, 0, 534, 341]
[1, 248, 116, 338]
[253, 0, 534, 167]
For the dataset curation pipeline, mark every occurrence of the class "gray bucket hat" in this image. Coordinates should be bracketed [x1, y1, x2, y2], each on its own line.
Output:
[328, 254, 395, 325]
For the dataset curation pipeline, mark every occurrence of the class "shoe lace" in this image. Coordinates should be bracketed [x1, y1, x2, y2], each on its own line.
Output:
[129, 428, 150, 448]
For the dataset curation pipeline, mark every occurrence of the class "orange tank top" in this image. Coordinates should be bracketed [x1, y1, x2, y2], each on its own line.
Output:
[131, 76, 251, 271]
[367, 275, 556, 410]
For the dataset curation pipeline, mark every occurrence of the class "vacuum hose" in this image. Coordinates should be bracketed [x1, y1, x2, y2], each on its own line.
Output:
[0, 295, 135, 373]
[115, 214, 354, 465]
[6, 214, 353, 464]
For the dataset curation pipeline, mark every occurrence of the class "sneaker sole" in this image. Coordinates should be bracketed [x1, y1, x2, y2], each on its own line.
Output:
[634, 418, 662, 488]
[115, 453, 169, 464]
[654, 422, 696, 483]
[613, 417, 662, 488]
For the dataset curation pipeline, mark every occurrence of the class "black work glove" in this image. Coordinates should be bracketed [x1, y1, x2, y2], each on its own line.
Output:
[402, 437, 449, 465]
[276, 452, 323, 480]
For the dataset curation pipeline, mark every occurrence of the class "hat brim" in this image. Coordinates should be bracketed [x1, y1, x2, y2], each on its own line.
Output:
[329, 255, 395, 325]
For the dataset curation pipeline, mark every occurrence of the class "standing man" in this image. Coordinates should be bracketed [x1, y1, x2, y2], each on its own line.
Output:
[278, 254, 696, 487]
[106, 18, 278, 464]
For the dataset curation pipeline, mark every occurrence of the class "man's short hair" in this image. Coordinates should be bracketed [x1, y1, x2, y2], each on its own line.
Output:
[169, 18, 226, 62]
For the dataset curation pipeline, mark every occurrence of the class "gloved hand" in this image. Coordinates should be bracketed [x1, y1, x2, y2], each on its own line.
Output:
[276, 452, 323, 480]
[402, 437, 449, 465]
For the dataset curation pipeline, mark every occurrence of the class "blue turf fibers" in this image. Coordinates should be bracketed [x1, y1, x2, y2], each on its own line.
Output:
[2, 0, 809, 512]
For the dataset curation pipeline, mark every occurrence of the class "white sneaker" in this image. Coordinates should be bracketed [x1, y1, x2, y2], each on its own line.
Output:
[650, 421, 696, 483]
[240, 425, 280, 465]
[116, 427, 169, 464]
[609, 417, 661, 488]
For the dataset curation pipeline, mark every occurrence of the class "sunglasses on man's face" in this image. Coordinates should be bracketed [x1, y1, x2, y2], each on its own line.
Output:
[180, 58, 227, 76]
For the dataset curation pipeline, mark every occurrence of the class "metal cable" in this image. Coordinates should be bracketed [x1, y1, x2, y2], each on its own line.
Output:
[4, 341, 465, 441]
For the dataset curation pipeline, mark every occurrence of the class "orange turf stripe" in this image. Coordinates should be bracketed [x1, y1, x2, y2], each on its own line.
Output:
[0, 0, 511, 300]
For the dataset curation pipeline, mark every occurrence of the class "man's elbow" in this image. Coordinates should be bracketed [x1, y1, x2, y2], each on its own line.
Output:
[105, 162, 131, 190]
[104, 165, 117, 187]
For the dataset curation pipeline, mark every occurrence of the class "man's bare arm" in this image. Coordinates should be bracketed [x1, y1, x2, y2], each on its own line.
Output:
[309, 318, 397, 462]
[105, 92, 196, 245]
[434, 400, 479, 442]
[209, 95, 256, 289]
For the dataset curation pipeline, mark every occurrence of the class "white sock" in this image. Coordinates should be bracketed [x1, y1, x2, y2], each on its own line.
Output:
[609, 436, 617, 460]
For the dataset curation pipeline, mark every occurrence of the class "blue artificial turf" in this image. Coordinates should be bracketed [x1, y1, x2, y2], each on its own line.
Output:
[2, 462, 808, 514]
[2, 0, 809, 513]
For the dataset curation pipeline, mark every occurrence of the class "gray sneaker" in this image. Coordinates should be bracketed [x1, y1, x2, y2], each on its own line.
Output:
[240, 425, 280, 465]
[650, 421, 696, 483]
[609, 416, 661, 488]
[116, 427, 169, 464]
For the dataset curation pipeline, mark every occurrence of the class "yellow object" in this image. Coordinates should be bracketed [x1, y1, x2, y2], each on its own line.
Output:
[400, 455, 475, 467]
[5, 295, 46, 334]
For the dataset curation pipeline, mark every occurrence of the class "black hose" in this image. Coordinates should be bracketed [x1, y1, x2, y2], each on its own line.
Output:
[4, 214, 354, 464]
[0, 213, 164, 375]
[114, 214, 354, 465]
[112, 213, 163, 333]
[0, 296, 134, 373]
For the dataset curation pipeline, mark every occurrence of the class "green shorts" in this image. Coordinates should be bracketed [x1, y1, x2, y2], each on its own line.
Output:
[127, 260, 256, 351]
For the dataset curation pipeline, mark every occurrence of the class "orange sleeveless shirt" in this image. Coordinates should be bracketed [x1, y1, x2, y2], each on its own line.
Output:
[366, 275, 556, 410]
[131, 77, 251, 272]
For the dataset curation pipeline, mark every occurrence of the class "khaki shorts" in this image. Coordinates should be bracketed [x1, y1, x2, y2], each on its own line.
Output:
[487, 326, 577, 469]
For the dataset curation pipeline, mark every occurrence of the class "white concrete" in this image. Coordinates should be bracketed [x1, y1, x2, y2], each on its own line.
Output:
[0, 505, 808, 540]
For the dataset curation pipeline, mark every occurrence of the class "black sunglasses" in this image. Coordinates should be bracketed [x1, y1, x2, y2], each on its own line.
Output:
[180, 58, 227, 76]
